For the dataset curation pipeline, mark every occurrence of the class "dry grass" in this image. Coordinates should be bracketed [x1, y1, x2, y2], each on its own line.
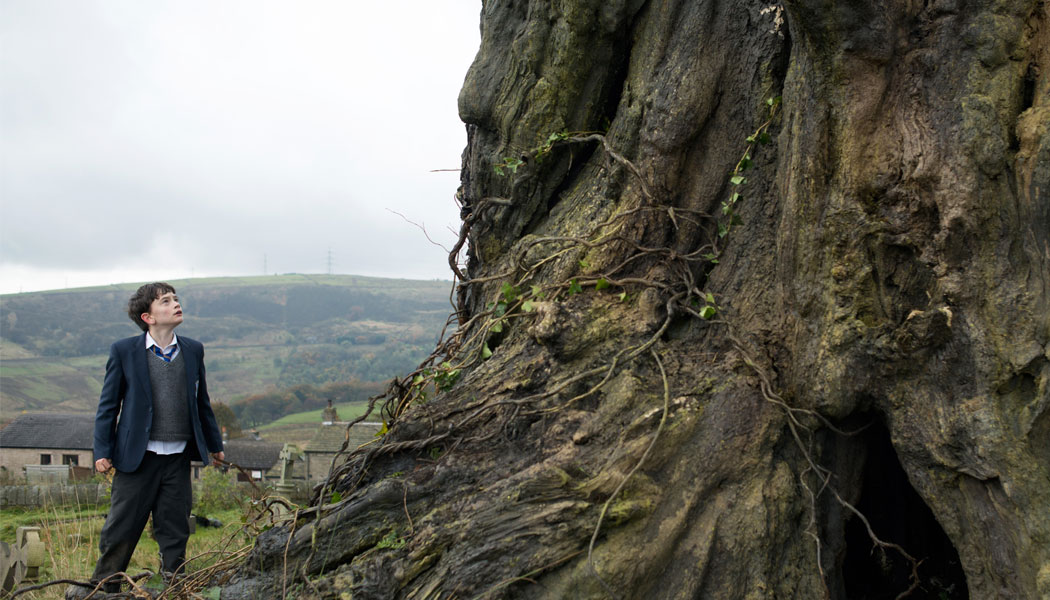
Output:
[4, 504, 251, 599]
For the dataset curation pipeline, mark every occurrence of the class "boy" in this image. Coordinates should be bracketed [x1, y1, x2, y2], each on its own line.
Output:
[68, 283, 224, 598]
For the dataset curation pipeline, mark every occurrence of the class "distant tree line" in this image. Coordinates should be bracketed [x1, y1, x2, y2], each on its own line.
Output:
[211, 402, 243, 438]
[274, 341, 436, 388]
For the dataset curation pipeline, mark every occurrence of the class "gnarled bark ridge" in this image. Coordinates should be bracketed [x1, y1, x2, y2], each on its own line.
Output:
[224, 1, 1049, 598]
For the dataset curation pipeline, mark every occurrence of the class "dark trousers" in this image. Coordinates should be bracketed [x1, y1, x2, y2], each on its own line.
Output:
[92, 451, 192, 587]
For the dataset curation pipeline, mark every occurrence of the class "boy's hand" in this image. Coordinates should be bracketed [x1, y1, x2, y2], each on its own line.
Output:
[211, 451, 225, 463]
[95, 458, 112, 473]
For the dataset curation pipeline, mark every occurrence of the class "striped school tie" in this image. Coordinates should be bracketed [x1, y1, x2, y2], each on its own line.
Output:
[151, 345, 177, 362]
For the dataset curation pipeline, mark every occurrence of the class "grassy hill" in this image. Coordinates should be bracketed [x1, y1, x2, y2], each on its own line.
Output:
[248, 400, 380, 448]
[0, 274, 452, 421]
[257, 400, 377, 429]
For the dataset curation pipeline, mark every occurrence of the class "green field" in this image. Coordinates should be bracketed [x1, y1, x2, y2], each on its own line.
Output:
[258, 401, 378, 430]
[0, 357, 105, 413]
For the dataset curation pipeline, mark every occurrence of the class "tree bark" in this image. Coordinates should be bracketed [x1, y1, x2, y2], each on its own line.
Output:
[223, 1, 1049, 598]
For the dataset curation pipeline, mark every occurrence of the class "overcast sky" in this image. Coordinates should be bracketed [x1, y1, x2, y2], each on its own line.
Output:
[0, 1, 481, 294]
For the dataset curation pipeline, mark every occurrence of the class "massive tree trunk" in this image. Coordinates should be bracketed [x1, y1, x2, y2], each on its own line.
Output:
[224, 1, 1049, 598]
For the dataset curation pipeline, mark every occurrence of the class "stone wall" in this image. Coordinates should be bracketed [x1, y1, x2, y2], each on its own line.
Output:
[0, 483, 109, 508]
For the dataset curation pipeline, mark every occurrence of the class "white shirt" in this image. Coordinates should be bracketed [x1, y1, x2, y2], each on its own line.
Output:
[144, 332, 187, 455]
[145, 331, 180, 361]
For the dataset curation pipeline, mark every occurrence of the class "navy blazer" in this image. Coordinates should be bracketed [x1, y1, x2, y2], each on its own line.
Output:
[93, 333, 224, 472]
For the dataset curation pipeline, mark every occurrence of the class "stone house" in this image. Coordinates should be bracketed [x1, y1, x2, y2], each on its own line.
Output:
[1, 412, 219, 483]
[303, 402, 381, 481]
[221, 438, 283, 482]
[0, 413, 96, 481]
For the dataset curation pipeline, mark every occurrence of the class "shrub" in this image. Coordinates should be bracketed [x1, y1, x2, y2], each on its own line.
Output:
[194, 468, 242, 515]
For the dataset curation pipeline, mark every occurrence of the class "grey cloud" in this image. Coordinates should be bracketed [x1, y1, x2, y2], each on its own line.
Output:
[1, 0, 478, 293]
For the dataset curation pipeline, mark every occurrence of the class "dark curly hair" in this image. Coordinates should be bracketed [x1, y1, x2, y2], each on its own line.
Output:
[127, 282, 176, 331]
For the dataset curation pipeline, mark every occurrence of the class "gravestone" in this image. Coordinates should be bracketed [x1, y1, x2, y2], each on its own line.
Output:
[0, 526, 45, 592]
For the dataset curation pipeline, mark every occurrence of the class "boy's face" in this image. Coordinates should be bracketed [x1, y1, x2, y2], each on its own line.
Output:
[141, 292, 183, 329]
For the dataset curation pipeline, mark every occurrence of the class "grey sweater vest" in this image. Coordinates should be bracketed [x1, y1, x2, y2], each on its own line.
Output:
[147, 350, 192, 442]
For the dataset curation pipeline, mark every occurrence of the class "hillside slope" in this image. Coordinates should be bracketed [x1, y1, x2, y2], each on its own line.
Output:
[0, 274, 453, 419]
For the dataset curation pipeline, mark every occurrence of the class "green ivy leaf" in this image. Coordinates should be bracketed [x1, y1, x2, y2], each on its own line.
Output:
[578, 258, 591, 270]
[531, 285, 544, 299]
[376, 421, 389, 437]
[494, 158, 523, 176]
[330, 491, 342, 503]
[568, 279, 583, 295]
[758, 132, 772, 145]
[501, 282, 520, 303]
[595, 278, 610, 291]
[718, 223, 729, 238]
[730, 192, 741, 204]
[522, 299, 535, 312]
[436, 366, 460, 391]
[491, 320, 503, 333]
[730, 175, 746, 186]
[705, 292, 715, 304]
[494, 301, 508, 317]
[482, 343, 493, 359]
[700, 305, 717, 320]
[619, 291, 629, 302]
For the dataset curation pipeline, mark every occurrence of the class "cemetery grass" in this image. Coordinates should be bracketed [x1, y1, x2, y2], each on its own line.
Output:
[3, 504, 249, 599]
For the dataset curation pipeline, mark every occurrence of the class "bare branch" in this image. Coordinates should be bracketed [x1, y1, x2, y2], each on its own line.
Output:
[387, 208, 453, 253]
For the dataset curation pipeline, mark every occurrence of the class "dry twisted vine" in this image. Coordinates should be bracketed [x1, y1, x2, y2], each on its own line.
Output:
[281, 101, 924, 598]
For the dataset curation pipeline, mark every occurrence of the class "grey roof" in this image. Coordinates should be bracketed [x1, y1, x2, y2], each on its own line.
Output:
[222, 439, 283, 471]
[0, 413, 95, 450]
[305, 422, 382, 454]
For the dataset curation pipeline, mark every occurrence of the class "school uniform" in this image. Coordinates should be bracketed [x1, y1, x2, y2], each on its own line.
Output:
[89, 331, 224, 586]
